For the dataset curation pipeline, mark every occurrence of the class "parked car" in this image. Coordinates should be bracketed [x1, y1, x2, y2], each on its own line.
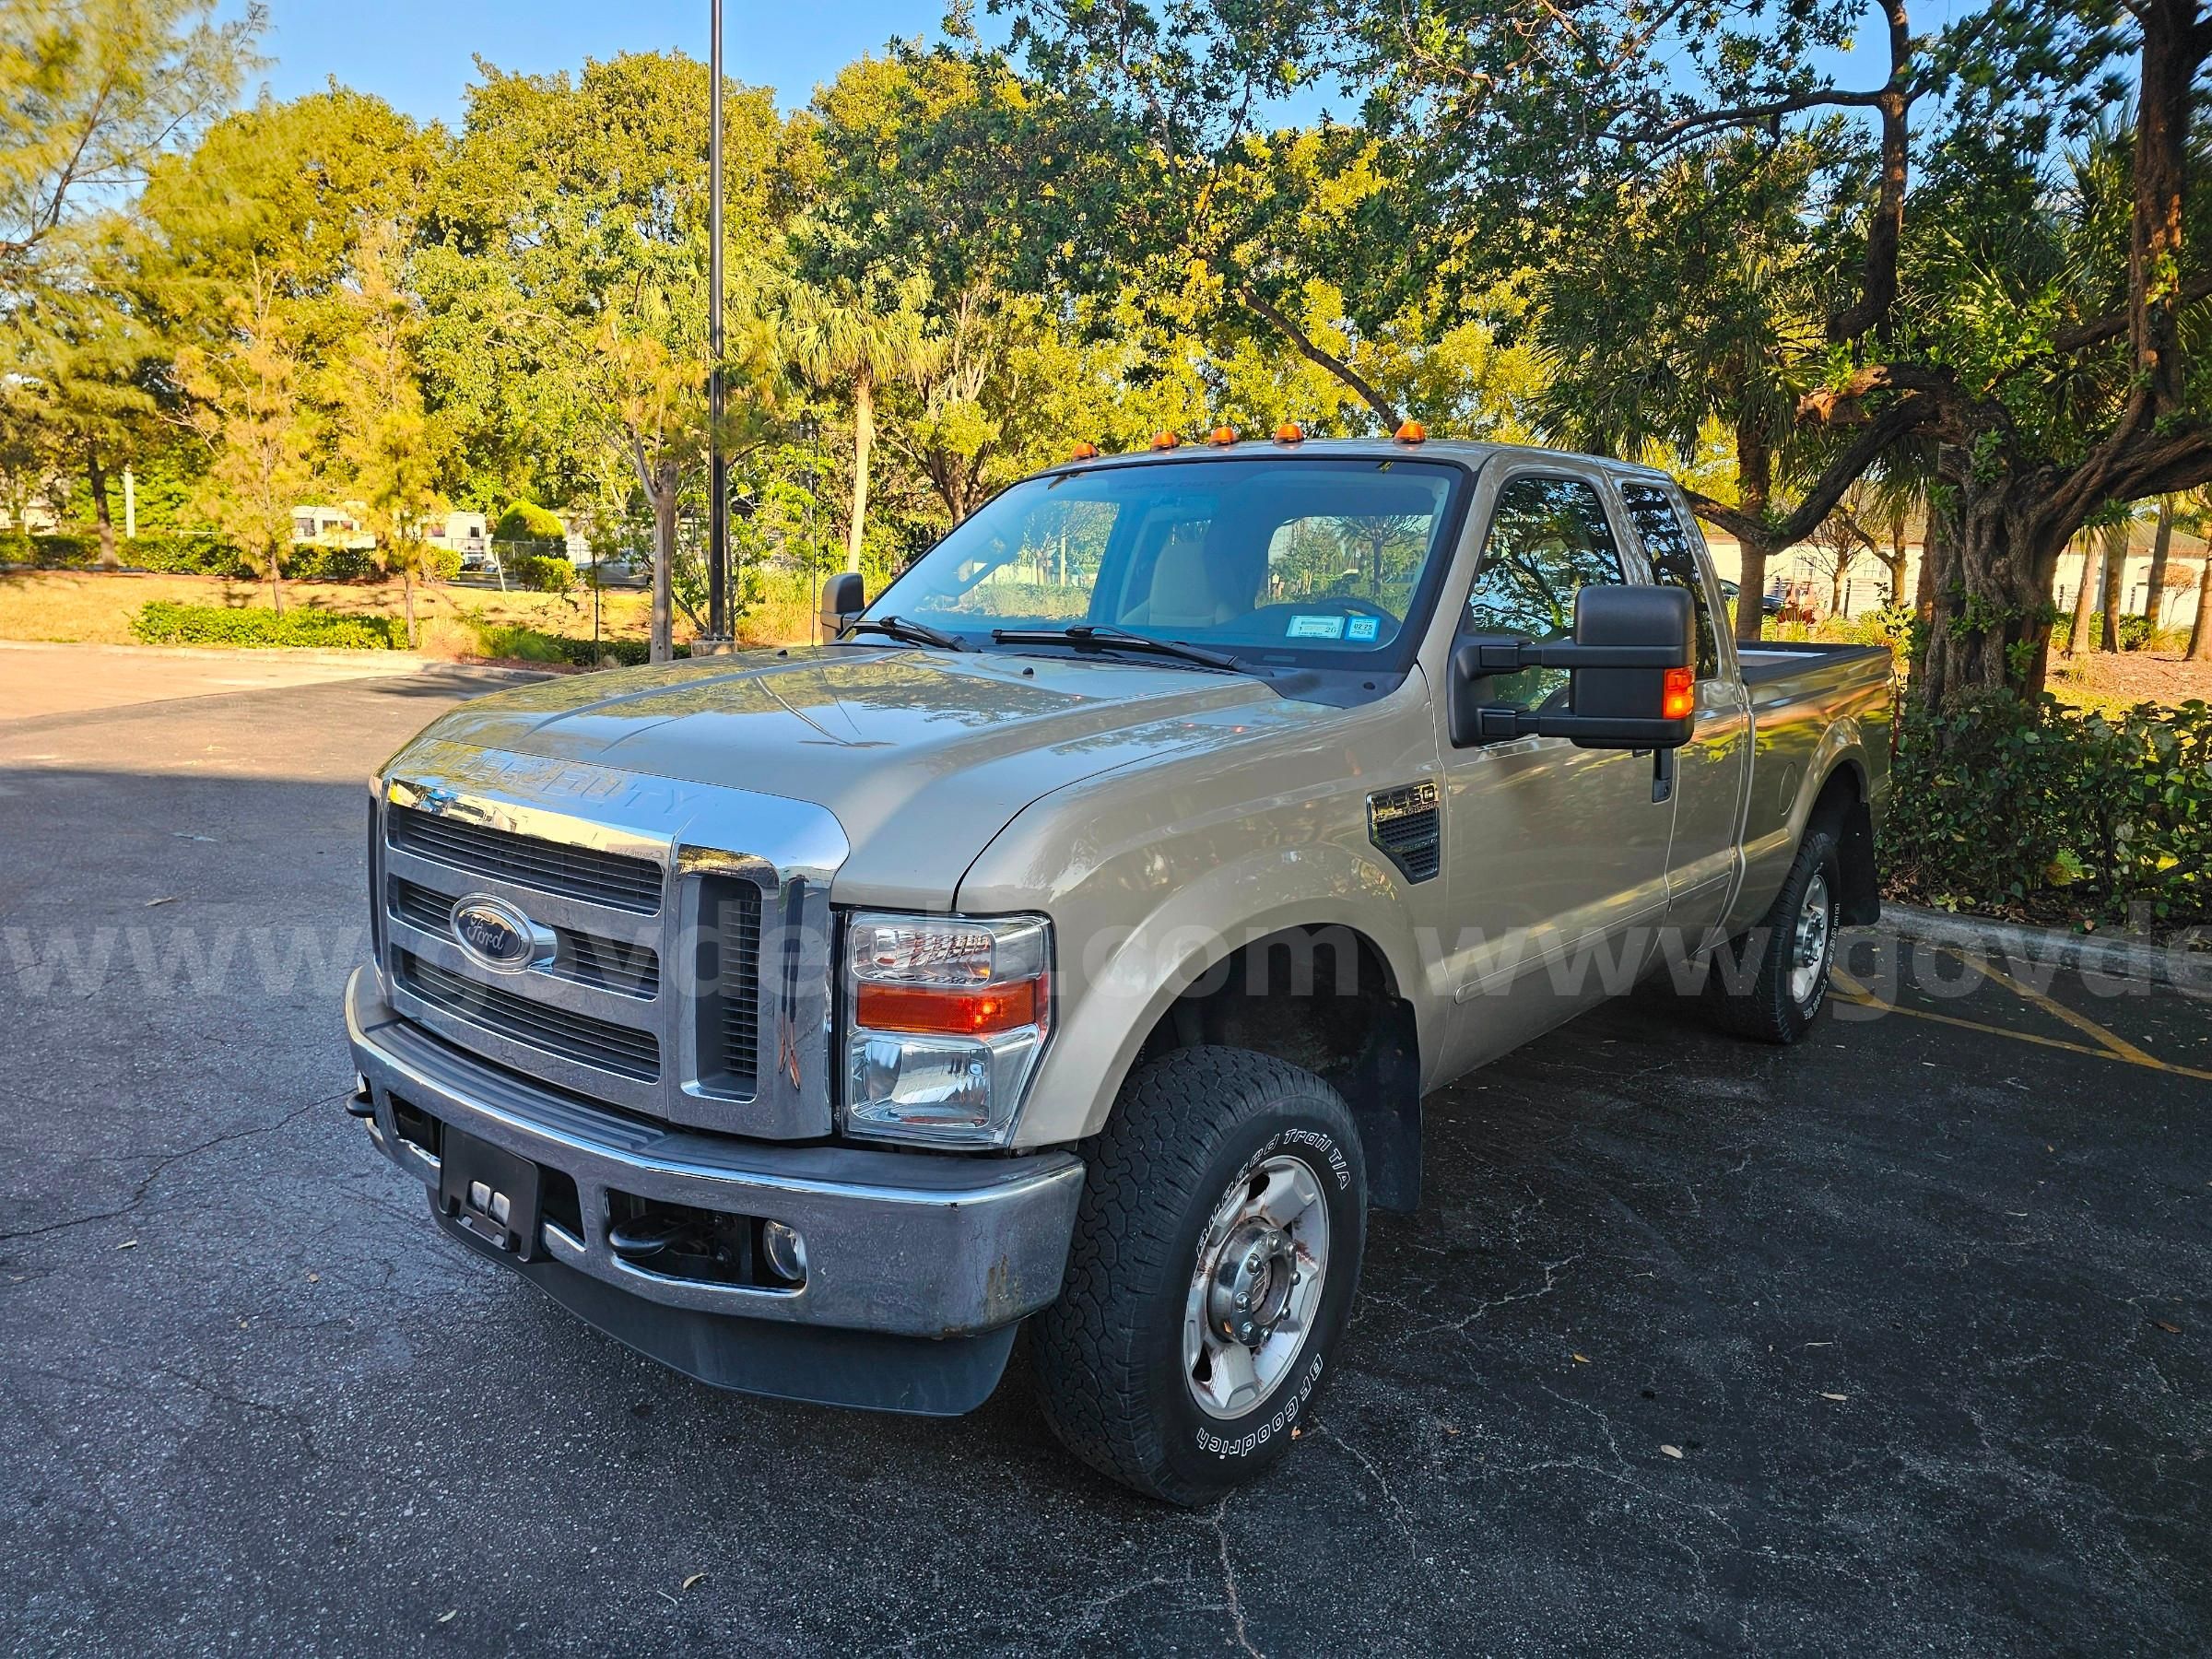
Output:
[345, 436, 1891, 1502]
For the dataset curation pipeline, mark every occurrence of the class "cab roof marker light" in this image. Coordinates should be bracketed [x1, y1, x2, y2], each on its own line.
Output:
[1274, 421, 1305, 444]
[1394, 419, 1428, 443]
[1150, 429, 1182, 451]
[1209, 425, 1238, 446]
[1067, 441, 1100, 461]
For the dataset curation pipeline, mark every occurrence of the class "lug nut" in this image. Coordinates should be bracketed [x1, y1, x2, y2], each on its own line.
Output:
[1234, 1292, 1248, 1309]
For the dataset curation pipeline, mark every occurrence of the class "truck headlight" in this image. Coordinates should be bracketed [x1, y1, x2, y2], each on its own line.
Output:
[840, 912, 1051, 1147]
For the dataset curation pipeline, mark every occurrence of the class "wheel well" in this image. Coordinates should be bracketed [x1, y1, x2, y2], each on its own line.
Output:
[1809, 764, 1880, 926]
[1135, 924, 1423, 1213]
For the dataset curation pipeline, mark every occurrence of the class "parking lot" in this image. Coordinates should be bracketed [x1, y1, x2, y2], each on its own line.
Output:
[2, 647, 2206, 1655]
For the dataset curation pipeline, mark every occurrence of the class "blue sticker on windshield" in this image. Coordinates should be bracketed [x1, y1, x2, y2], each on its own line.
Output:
[1346, 616, 1381, 642]
[1287, 614, 1346, 641]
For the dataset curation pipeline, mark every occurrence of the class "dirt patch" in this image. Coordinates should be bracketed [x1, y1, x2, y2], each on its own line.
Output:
[2047, 648, 2212, 713]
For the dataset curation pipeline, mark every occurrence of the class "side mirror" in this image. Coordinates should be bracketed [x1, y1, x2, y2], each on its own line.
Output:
[818, 571, 865, 641]
[1449, 584, 1697, 751]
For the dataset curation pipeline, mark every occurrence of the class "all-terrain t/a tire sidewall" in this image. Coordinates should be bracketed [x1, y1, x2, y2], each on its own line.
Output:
[1775, 827, 1841, 1036]
[1030, 1048, 1368, 1505]
[1149, 1107, 1365, 1497]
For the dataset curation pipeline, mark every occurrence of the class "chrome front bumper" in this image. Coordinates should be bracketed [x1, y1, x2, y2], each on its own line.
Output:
[345, 967, 1084, 1413]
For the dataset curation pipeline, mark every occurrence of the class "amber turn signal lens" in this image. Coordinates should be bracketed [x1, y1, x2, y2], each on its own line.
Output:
[1274, 421, 1304, 443]
[1149, 429, 1181, 451]
[1394, 419, 1427, 443]
[855, 977, 1043, 1037]
[1067, 441, 1100, 460]
[1209, 425, 1237, 445]
[1662, 666, 1696, 722]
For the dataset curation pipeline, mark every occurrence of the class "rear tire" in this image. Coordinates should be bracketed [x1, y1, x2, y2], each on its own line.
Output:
[1030, 1046, 1367, 1505]
[1704, 823, 1841, 1044]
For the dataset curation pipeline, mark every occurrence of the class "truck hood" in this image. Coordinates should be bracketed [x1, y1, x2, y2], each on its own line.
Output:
[408, 646, 1318, 903]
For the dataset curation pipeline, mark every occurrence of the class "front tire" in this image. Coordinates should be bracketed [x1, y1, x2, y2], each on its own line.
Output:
[1704, 822, 1841, 1044]
[1030, 1046, 1367, 1504]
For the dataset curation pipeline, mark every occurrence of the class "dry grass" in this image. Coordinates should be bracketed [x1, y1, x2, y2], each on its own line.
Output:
[2047, 647, 2212, 716]
[0, 569, 813, 653]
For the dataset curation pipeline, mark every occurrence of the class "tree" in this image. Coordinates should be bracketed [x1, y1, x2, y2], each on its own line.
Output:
[420, 53, 792, 660]
[2144, 496, 2177, 622]
[2065, 530, 2100, 658]
[335, 229, 447, 645]
[171, 266, 316, 611]
[2099, 520, 2127, 652]
[1803, 512, 1867, 618]
[1314, 0, 2212, 706]
[779, 274, 940, 573]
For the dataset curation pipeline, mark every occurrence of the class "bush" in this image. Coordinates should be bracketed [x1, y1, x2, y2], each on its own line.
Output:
[1881, 691, 2212, 928]
[2052, 612, 2164, 653]
[128, 600, 407, 651]
[422, 547, 464, 582]
[492, 500, 567, 543]
[499, 552, 575, 594]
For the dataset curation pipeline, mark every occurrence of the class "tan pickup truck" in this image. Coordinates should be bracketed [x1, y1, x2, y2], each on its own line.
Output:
[345, 436, 1891, 1501]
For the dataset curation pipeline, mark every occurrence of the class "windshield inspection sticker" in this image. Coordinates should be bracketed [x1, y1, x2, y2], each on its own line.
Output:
[1346, 616, 1382, 642]
[1287, 614, 1347, 641]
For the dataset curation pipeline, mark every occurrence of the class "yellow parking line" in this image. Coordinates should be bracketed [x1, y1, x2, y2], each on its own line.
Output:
[1935, 946, 2166, 1066]
[1831, 965, 2212, 1083]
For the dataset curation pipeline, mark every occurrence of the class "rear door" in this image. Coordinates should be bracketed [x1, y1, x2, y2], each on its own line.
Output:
[1432, 465, 1677, 1077]
[1619, 482, 1752, 943]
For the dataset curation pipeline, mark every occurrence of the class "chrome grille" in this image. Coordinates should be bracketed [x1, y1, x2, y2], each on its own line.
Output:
[716, 880, 761, 1090]
[387, 877, 660, 998]
[394, 951, 662, 1081]
[387, 804, 663, 912]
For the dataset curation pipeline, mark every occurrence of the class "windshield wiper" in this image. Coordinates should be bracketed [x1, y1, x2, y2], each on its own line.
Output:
[843, 615, 967, 651]
[990, 624, 1243, 672]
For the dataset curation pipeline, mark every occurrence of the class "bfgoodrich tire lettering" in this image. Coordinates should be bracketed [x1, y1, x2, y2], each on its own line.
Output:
[1030, 1046, 1368, 1504]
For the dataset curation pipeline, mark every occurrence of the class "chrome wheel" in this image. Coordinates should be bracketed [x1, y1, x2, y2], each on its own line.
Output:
[1182, 1153, 1331, 1420]
[1789, 867, 1833, 1009]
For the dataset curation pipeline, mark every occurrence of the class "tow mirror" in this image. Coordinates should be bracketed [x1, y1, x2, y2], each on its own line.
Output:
[1449, 584, 1698, 755]
[818, 571, 865, 641]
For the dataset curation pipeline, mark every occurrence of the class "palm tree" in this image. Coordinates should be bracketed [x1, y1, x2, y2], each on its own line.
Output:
[781, 276, 941, 575]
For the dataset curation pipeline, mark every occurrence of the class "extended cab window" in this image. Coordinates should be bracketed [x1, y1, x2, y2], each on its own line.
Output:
[1621, 483, 1718, 679]
[1463, 474, 1625, 711]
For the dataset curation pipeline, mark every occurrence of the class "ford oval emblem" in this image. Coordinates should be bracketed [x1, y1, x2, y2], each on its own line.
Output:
[449, 894, 553, 974]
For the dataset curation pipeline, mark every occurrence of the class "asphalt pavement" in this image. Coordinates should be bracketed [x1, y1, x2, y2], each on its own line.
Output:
[1, 651, 2206, 1655]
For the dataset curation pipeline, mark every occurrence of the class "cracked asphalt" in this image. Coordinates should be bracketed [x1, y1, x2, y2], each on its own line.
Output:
[2, 651, 2207, 1655]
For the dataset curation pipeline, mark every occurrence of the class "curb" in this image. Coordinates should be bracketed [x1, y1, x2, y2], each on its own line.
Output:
[1879, 901, 2212, 994]
[0, 639, 555, 680]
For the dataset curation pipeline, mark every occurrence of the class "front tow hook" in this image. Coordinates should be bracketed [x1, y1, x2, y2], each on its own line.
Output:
[607, 1217, 688, 1262]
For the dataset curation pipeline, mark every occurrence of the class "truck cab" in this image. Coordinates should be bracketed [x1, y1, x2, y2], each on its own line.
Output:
[345, 436, 1890, 1502]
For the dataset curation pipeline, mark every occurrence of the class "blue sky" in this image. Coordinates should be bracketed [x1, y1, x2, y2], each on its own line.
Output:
[241, 1, 973, 124]
[235, 1, 1902, 133]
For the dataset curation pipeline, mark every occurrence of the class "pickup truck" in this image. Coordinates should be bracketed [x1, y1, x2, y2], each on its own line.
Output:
[344, 435, 1891, 1503]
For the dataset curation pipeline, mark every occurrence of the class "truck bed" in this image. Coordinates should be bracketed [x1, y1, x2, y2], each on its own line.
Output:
[1735, 640, 1895, 692]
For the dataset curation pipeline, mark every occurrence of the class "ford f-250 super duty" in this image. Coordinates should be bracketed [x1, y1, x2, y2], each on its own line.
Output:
[344, 434, 1891, 1502]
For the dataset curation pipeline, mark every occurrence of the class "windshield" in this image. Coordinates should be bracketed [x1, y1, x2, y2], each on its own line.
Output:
[864, 457, 1469, 665]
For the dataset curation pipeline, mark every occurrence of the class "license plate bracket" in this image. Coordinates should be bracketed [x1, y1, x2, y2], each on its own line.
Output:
[436, 1125, 544, 1261]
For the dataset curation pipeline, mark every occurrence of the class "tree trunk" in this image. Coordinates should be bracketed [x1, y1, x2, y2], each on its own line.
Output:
[402, 559, 417, 650]
[2065, 535, 2099, 657]
[1923, 471, 2064, 708]
[1913, 507, 1943, 618]
[2190, 550, 2212, 661]
[845, 371, 874, 576]
[266, 544, 286, 617]
[1732, 422, 1772, 643]
[87, 445, 119, 570]
[2099, 522, 2126, 650]
[650, 462, 677, 664]
[2145, 496, 2175, 624]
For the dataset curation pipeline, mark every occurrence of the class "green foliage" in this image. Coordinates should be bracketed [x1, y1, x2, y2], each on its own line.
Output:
[492, 500, 566, 542]
[502, 553, 575, 594]
[128, 600, 407, 650]
[1883, 694, 2212, 928]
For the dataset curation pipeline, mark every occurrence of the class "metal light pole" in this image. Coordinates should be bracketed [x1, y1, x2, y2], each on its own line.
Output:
[704, 0, 730, 644]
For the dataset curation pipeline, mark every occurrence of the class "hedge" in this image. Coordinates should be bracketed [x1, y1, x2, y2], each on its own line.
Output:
[128, 600, 408, 650]
[6, 531, 461, 583]
[492, 500, 567, 542]
[501, 552, 575, 594]
[1882, 692, 2212, 928]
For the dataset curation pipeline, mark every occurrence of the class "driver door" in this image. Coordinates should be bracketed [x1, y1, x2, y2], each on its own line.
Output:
[1433, 467, 1678, 1078]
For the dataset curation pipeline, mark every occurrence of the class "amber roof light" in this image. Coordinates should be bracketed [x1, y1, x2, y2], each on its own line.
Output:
[1394, 419, 1428, 443]
[1209, 425, 1238, 446]
[1067, 441, 1100, 461]
[1274, 421, 1304, 444]
[1149, 429, 1181, 451]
